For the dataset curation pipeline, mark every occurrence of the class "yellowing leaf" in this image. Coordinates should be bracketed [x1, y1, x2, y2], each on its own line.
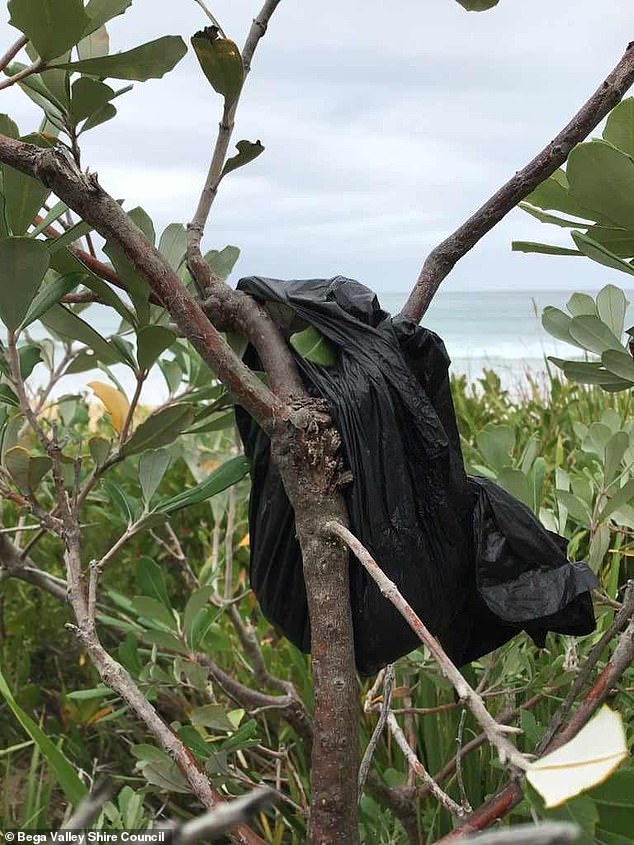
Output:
[88, 381, 129, 432]
[85, 706, 113, 726]
[526, 706, 628, 808]
[238, 533, 250, 548]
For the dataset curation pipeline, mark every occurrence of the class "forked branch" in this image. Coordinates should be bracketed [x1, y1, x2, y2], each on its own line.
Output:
[324, 521, 528, 772]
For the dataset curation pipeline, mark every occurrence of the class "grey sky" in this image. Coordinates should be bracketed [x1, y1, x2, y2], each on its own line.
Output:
[1, 0, 633, 297]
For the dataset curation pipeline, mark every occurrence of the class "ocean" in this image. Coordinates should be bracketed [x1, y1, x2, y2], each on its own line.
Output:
[26, 287, 634, 405]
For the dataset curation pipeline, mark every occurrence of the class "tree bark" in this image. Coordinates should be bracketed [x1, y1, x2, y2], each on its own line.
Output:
[272, 421, 360, 844]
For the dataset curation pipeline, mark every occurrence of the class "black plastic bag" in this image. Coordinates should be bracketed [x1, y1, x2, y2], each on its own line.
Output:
[235, 276, 597, 676]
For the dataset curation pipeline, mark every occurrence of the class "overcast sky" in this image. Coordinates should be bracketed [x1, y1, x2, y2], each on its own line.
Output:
[1, 0, 633, 298]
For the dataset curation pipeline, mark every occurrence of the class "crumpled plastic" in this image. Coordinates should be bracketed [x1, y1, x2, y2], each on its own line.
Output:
[235, 275, 597, 676]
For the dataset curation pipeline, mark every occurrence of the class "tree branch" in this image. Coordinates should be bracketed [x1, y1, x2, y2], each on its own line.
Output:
[0, 533, 68, 602]
[400, 41, 634, 321]
[0, 137, 285, 428]
[435, 610, 634, 840]
[324, 521, 528, 772]
[0, 35, 28, 74]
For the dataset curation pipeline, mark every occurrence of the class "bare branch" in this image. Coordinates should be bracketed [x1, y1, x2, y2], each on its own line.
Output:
[196, 652, 314, 749]
[0, 56, 44, 91]
[400, 41, 634, 321]
[462, 823, 580, 845]
[324, 520, 529, 772]
[0, 533, 68, 602]
[170, 788, 276, 845]
[538, 581, 634, 751]
[0, 35, 28, 74]
[387, 711, 464, 818]
[436, 611, 634, 840]
[189, 0, 282, 245]
[358, 664, 394, 800]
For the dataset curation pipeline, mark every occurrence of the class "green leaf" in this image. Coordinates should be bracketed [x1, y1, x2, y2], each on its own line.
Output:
[191, 28, 243, 107]
[81, 103, 117, 132]
[567, 292, 597, 317]
[189, 703, 235, 731]
[136, 556, 171, 609]
[104, 240, 150, 325]
[20, 273, 82, 329]
[511, 241, 581, 257]
[70, 77, 115, 123]
[121, 404, 194, 456]
[130, 595, 176, 631]
[183, 585, 215, 645]
[50, 248, 135, 325]
[0, 114, 19, 138]
[0, 384, 19, 407]
[77, 26, 109, 61]
[556, 490, 592, 528]
[597, 285, 628, 337]
[136, 326, 176, 371]
[83, 0, 133, 35]
[601, 349, 634, 383]
[572, 231, 634, 278]
[158, 223, 187, 271]
[221, 140, 264, 178]
[18, 344, 42, 379]
[204, 245, 240, 281]
[41, 304, 121, 364]
[585, 226, 634, 259]
[519, 202, 592, 229]
[588, 524, 610, 573]
[157, 455, 249, 515]
[568, 140, 634, 229]
[290, 325, 338, 367]
[0, 237, 49, 330]
[0, 666, 87, 805]
[8, 0, 90, 61]
[604, 431, 629, 485]
[138, 450, 170, 505]
[568, 315, 625, 355]
[525, 169, 599, 222]
[476, 425, 515, 473]
[498, 467, 530, 508]
[52, 36, 187, 81]
[88, 436, 110, 467]
[603, 97, 634, 158]
[455, 0, 500, 9]
[548, 357, 630, 388]
[138, 630, 189, 656]
[600, 478, 634, 521]
[2, 161, 50, 237]
[128, 206, 155, 245]
[102, 479, 134, 523]
[542, 307, 584, 348]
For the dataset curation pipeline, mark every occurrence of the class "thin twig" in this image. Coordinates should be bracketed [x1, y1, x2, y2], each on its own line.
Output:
[462, 822, 580, 845]
[358, 664, 394, 800]
[387, 712, 464, 818]
[538, 581, 634, 752]
[400, 41, 634, 321]
[0, 34, 28, 74]
[0, 57, 44, 91]
[325, 520, 528, 772]
[455, 708, 472, 814]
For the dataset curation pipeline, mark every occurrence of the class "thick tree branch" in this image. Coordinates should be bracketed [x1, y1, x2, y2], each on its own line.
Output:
[400, 41, 634, 321]
[0, 136, 285, 428]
